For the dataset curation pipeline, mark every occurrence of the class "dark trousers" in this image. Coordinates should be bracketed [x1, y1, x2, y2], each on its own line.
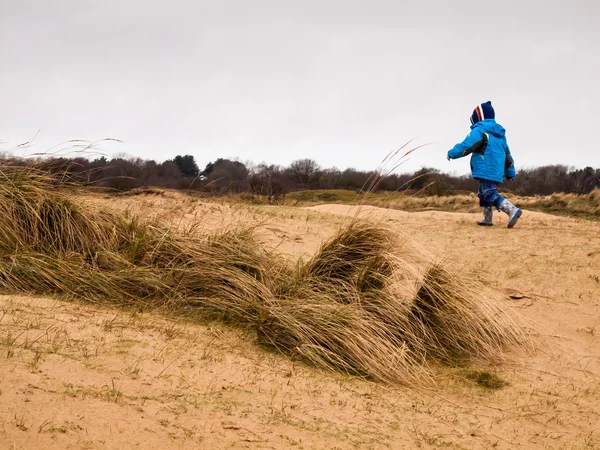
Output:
[478, 180, 505, 208]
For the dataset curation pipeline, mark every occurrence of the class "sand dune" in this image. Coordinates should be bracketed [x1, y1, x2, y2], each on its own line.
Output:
[2, 194, 599, 449]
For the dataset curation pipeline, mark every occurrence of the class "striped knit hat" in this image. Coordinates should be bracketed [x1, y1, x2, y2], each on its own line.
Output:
[470, 101, 495, 125]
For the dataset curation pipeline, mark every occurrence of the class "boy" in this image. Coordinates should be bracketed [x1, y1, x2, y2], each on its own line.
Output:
[447, 101, 522, 228]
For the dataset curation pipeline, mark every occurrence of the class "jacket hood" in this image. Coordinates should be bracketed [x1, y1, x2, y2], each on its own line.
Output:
[471, 119, 505, 138]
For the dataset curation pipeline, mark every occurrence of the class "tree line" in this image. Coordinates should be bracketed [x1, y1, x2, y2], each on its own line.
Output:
[6, 153, 599, 200]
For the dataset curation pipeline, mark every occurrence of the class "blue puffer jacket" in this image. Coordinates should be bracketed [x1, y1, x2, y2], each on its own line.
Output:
[447, 119, 516, 184]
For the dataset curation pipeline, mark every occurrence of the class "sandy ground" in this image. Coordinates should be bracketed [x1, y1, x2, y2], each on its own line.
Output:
[1, 192, 600, 449]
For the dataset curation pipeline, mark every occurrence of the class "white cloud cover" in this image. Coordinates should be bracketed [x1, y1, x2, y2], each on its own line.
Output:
[1, 0, 598, 174]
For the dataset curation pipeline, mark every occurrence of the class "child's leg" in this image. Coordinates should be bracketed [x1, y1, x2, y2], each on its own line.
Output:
[476, 182, 495, 226]
[483, 182, 523, 228]
[477, 207, 494, 226]
[498, 198, 522, 228]
[478, 181, 504, 208]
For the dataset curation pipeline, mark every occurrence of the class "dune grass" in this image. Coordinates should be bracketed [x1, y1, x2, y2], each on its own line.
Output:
[0, 163, 525, 385]
[286, 188, 600, 219]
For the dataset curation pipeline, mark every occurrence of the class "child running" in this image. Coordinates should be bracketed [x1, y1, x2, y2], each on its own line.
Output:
[447, 101, 522, 228]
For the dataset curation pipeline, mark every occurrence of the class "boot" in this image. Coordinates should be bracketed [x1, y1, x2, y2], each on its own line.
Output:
[498, 199, 522, 228]
[476, 207, 494, 226]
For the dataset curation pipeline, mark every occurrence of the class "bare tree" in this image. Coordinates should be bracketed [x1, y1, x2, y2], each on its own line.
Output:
[249, 164, 286, 203]
[289, 158, 320, 185]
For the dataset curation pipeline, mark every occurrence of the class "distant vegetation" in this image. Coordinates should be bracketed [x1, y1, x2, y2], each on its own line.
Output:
[286, 189, 600, 219]
[3, 153, 597, 200]
[1, 153, 599, 218]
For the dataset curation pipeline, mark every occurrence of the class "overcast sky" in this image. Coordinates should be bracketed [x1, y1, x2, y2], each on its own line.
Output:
[1, 0, 598, 175]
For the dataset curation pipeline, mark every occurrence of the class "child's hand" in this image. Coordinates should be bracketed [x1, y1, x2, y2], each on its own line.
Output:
[446, 155, 451, 161]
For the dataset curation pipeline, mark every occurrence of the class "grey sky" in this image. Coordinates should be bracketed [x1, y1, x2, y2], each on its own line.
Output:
[1, 0, 598, 175]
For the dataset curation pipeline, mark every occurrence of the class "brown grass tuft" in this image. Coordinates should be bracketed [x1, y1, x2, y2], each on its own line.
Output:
[257, 221, 523, 384]
[408, 264, 524, 365]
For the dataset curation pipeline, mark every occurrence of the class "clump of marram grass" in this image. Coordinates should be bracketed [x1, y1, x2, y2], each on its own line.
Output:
[299, 222, 396, 291]
[0, 182, 105, 255]
[0, 162, 525, 385]
[169, 230, 276, 323]
[258, 295, 426, 383]
[256, 222, 420, 382]
[407, 264, 524, 365]
[257, 221, 523, 384]
[0, 164, 274, 319]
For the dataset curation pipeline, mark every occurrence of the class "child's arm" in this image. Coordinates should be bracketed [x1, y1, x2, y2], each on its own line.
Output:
[447, 128, 484, 160]
[504, 146, 516, 180]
